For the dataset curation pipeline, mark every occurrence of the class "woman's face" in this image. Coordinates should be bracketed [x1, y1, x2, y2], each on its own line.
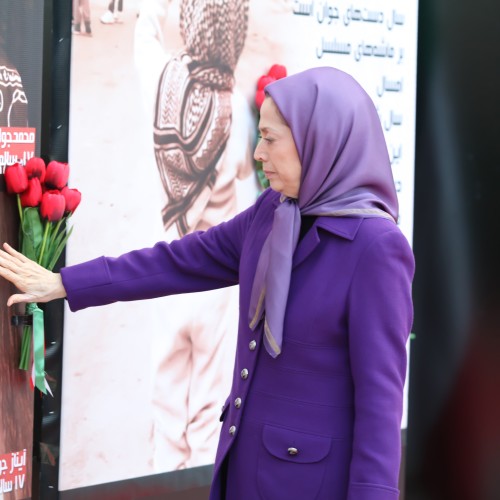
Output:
[254, 97, 302, 199]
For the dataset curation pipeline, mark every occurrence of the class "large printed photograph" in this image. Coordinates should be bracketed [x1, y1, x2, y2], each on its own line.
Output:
[0, 1, 45, 499]
[0, 1, 44, 168]
[61, 0, 418, 491]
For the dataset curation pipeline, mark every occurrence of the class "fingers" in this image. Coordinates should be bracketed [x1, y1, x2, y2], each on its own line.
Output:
[0, 251, 18, 272]
[0, 244, 40, 277]
[1, 242, 29, 263]
[0, 262, 20, 288]
[0, 251, 26, 287]
[0, 242, 65, 306]
[0, 244, 38, 302]
[7, 293, 36, 307]
[0, 262, 15, 278]
[0, 249, 21, 270]
[0, 262, 26, 305]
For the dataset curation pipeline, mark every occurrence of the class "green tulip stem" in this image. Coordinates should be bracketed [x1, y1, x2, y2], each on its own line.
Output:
[38, 221, 51, 266]
[17, 195, 23, 224]
[51, 218, 64, 245]
[19, 325, 31, 370]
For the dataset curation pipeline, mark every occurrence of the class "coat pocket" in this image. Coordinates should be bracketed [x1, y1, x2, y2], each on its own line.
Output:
[257, 424, 331, 500]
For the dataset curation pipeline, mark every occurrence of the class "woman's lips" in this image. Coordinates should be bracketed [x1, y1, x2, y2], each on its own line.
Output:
[263, 170, 275, 178]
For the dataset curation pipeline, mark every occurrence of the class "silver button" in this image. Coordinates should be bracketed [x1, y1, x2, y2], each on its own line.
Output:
[249, 340, 257, 351]
[234, 397, 242, 408]
[241, 368, 249, 379]
[287, 447, 299, 456]
[229, 425, 236, 436]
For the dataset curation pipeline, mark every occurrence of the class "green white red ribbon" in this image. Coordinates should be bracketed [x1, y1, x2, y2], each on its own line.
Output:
[26, 303, 52, 396]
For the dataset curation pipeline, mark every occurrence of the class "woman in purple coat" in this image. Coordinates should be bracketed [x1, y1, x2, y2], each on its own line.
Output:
[0, 67, 414, 499]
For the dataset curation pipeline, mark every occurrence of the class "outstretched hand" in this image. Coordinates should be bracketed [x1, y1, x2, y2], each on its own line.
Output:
[0, 243, 67, 306]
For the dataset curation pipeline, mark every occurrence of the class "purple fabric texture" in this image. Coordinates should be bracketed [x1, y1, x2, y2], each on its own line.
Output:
[248, 67, 399, 358]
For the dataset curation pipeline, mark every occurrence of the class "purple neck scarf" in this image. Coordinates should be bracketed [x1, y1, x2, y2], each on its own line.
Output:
[248, 67, 399, 357]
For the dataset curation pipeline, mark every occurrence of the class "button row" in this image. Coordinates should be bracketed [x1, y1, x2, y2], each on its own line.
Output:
[228, 338, 257, 437]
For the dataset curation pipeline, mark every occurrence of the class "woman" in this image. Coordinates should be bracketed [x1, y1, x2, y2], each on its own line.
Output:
[0, 67, 414, 499]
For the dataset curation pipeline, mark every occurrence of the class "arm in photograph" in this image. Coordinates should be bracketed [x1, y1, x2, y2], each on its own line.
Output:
[347, 228, 415, 500]
[134, 0, 173, 113]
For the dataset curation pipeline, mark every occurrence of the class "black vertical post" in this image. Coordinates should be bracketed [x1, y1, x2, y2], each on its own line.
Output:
[33, 1, 72, 499]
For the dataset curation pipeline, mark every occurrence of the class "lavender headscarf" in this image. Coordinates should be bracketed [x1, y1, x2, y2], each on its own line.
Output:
[248, 66, 399, 358]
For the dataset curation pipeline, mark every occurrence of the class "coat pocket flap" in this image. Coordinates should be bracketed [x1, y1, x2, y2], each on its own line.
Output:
[262, 425, 331, 464]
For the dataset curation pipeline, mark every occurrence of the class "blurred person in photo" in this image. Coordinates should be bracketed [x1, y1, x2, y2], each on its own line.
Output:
[101, 0, 125, 24]
[72, 0, 92, 36]
[134, 0, 257, 471]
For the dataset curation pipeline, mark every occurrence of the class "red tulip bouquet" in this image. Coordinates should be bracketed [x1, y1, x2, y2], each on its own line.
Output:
[4, 157, 81, 394]
[254, 64, 287, 190]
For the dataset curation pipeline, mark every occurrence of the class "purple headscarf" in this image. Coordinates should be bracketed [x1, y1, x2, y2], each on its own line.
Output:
[248, 66, 399, 358]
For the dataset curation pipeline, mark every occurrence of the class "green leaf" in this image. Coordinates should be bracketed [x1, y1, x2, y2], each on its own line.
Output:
[21, 208, 43, 261]
[37, 221, 52, 268]
[43, 222, 66, 269]
[47, 218, 64, 249]
[47, 225, 73, 271]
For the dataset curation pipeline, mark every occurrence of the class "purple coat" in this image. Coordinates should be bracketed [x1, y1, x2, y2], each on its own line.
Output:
[61, 189, 414, 499]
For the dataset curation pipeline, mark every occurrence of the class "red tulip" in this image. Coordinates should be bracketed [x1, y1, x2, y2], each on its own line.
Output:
[4, 162, 28, 194]
[61, 186, 81, 214]
[20, 178, 43, 207]
[40, 190, 66, 221]
[45, 161, 69, 189]
[257, 75, 275, 91]
[255, 66, 287, 111]
[25, 157, 46, 183]
[268, 64, 287, 80]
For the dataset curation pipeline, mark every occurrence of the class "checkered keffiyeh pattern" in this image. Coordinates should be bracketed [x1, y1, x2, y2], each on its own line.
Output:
[153, 0, 249, 235]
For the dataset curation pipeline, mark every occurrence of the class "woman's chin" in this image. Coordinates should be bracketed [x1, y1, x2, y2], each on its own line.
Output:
[267, 178, 282, 191]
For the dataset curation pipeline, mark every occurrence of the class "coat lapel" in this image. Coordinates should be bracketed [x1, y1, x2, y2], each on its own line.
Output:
[292, 217, 364, 268]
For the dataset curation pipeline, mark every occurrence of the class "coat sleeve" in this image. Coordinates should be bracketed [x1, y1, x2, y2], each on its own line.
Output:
[346, 227, 415, 500]
[60, 196, 261, 312]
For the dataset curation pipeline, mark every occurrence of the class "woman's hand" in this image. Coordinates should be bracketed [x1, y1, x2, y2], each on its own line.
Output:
[0, 242, 67, 306]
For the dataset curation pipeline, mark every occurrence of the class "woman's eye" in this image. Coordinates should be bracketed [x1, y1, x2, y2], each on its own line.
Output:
[258, 134, 273, 144]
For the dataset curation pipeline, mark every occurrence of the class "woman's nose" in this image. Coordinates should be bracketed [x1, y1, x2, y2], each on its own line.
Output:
[254, 140, 265, 162]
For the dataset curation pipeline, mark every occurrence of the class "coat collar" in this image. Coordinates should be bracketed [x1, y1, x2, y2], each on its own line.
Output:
[293, 217, 364, 268]
[315, 216, 364, 240]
